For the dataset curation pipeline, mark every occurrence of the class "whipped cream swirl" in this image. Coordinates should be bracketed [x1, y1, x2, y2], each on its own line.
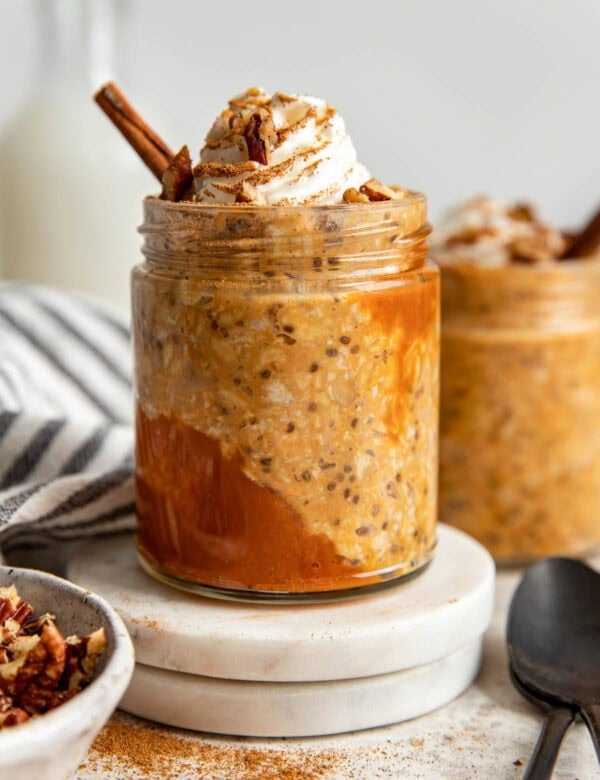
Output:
[431, 195, 566, 267]
[194, 88, 370, 205]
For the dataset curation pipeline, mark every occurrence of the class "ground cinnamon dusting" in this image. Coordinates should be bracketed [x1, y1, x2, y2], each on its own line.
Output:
[83, 714, 342, 779]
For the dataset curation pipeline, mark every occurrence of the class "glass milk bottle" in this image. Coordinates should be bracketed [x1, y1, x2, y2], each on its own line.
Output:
[0, 0, 154, 312]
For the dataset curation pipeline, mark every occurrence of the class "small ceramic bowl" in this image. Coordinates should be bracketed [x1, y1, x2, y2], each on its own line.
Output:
[0, 566, 134, 780]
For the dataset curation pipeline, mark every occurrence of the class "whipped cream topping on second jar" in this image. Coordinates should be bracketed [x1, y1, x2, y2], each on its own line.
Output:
[194, 87, 371, 205]
[431, 195, 566, 267]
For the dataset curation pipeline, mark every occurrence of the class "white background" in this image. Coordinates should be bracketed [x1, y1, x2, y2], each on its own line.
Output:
[1, 0, 599, 228]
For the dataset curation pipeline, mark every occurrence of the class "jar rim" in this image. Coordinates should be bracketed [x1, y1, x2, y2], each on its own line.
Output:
[436, 256, 600, 275]
[139, 191, 430, 274]
[142, 191, 427, 216]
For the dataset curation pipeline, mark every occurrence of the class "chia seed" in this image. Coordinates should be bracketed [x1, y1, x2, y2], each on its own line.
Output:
[318, 460, 336, 470]
[356, 524, 375, 536]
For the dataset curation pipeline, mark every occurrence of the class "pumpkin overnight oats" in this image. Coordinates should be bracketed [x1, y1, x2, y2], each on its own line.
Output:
[433, 196, 600, 563]
[130, 88, 439, 600]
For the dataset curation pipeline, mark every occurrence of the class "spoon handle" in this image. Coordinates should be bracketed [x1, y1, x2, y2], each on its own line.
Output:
[523, 706, 575, 780]
[580, 703, 600, 763]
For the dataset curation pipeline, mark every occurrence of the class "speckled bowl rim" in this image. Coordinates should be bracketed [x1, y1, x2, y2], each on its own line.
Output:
[0, 566, 134, 760]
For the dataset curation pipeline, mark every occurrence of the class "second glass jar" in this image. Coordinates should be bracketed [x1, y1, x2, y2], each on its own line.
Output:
[133, 196, 439, 600]
[439, 259, 600, 563]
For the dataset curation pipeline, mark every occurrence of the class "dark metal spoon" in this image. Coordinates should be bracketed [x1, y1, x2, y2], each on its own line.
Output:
[509, 664, 576, 779]
[508, 557, 600, 776]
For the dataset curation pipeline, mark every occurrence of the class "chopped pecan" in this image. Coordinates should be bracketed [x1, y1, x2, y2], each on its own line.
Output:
[0, 694, 14, 712]
[161, 144, 194, 202]
[62, 628, 106, 693]
[234, 182, 265, 204]
[508, 203, 535, 222]
[19, 622, 67, 714]
[359, 178, 398, 202]
[0, 586, 34, 644]
[342, 187, 370, 204]
[23, 612, 55, 634]
[0, 620, 67, 708]
[0, 635, 43, 697]
[0, 692, 29, 726]
[342, 181, 408, 204]
[0, 706, 29, 727]
[0, 585, 106, 728]
[509, 235, 551, 264]
[244, 110, 276, 165]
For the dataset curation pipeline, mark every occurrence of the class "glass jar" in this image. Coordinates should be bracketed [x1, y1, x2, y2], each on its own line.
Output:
[439, 259, 600, 563]
[133, 195, 439, 601]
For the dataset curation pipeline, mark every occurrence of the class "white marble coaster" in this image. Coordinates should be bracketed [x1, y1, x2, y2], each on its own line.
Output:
[68, 524, 494, 683]
[121, 638, 482, 737]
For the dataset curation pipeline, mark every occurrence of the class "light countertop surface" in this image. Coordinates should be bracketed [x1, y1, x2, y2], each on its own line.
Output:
[72, 556, 600, 780]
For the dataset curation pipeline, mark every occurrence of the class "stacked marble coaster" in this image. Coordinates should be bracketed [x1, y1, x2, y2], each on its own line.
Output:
[67, 524, 494, 737]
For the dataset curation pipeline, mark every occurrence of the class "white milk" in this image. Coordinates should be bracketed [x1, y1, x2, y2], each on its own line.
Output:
[0, 95, 155, 313]
[0, 0, 157, 314]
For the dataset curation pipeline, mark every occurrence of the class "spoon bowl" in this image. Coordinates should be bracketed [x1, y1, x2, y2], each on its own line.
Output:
[508, 557, 600, 705]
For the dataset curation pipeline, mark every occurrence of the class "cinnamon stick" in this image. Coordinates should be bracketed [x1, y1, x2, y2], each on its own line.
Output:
[561, 204, 600, 259]
[94, 82, 173, 183]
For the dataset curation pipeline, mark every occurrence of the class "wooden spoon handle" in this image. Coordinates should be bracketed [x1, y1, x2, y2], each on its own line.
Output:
[523, 706, 575, 780]
[580, 703, 600, 763]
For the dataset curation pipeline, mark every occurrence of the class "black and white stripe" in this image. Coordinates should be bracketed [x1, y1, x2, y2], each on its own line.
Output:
[0, 285, 136, 548]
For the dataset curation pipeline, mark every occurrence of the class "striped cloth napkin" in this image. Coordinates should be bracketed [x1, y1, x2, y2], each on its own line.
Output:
[0, 285, 135, 555]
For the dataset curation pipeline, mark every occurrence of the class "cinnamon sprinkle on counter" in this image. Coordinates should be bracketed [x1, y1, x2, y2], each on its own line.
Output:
[83, 714, 341, 779]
